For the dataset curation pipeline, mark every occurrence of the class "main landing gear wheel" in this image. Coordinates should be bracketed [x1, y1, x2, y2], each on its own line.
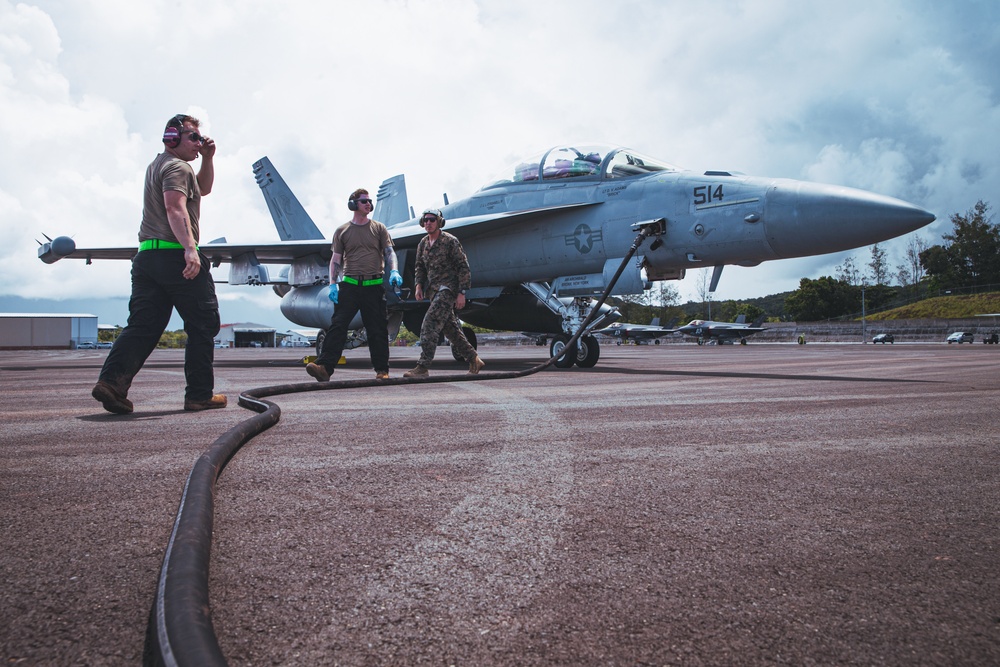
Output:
[550, 335, 577, 368]
[315, 330, 326, 356]
[451, 327, 478, 362]
[550, 334, 601, 368]
[576, 334, 601, 368]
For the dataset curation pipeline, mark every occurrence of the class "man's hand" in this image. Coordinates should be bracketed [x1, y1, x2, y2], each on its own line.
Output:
[389, 270, 402, 288]
[456, 293, 467, 310]
[182, 248, 201, 279]
[328, 283, 339, 304]
[414, 285, 424, 301]
[199, 137, 216, 159]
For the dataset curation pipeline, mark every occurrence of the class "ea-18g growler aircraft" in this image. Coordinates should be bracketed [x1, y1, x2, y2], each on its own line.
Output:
[38, 144, 935, 369]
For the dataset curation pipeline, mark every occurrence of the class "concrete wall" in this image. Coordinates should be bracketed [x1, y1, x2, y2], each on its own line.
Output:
[752, 318, 1000, 343]
[477, 318, 1000, 346]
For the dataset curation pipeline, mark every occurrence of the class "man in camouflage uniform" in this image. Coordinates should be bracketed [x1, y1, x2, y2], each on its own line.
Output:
[404, 209, 485, 378]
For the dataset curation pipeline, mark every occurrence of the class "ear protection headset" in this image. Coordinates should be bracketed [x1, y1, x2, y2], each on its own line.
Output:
[162, 114, 187, 148]
[348, 193, 373, 211]
[419, 209, 445, 228]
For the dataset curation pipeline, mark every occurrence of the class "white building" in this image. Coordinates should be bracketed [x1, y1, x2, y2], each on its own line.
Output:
[279, 329, 317, 347]
[215, 322, 278, 348]
[0, 313, 98, 349]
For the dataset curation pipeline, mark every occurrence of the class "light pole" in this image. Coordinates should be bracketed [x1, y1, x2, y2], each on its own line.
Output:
[861, 282, 867, 344]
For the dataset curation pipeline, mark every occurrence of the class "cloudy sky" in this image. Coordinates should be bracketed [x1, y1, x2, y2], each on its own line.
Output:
[2, 0, 998, 329]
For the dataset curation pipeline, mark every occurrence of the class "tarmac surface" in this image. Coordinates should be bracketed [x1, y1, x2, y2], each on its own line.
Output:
[2, 343, 999, 666]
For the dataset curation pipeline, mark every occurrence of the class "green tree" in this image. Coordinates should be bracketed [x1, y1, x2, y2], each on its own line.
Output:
[920, 200, 1000, 290]
[614, 292, 648, 323]
[717, 300, 766, 323]
[649, 281, 681, 322]
[863, 283, 896, 312]
[896, 235, 929, 293]
[157, 330, 188, 348]
[785, 276, 858, 321]
[694, 268, 713, 319]
[835, 256, 862, 286]
[867, 243, 889, 286]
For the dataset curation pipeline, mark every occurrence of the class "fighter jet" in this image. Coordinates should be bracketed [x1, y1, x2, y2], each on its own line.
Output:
[593, 317, 679, 345]
[38, 144, 935, 369]
[677, 314, 768, 345]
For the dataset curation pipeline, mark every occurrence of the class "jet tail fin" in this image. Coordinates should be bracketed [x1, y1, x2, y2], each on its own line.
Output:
[373, 175, 411, 226]
[650, 317, 660, 326]
[253, 157, 325, 241]
[734, 314, 747, 324]
[751, 314, 767, 328]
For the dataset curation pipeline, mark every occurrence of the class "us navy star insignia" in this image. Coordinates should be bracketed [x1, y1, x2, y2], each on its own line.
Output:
[565, 224, 602, 254]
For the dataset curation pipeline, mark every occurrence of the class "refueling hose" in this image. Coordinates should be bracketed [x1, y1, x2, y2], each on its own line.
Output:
[143, 225, 659, 666]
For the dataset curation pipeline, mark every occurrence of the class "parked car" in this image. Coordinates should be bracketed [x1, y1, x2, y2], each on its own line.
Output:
[97, 341, 113, 349]
[872, 333, 894, 344]
[983, 333, 999, 345]
[946, 332, 974, 344]
[76, 341, 96, 349]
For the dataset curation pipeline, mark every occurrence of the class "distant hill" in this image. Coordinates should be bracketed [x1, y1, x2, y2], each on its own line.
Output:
[672, 289, 1000, 323]
[867, 292, 1000, 320]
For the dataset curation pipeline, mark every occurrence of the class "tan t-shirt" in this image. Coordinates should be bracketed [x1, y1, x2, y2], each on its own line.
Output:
[332, 220, 393, 276]
[138, 153, 201, 243]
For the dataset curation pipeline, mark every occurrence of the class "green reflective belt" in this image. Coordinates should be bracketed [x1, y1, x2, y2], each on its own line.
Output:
[139, 239, 195, 251]
[342, 276, 383, 287]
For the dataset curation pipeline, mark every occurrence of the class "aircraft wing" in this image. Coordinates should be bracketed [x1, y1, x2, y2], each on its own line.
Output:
[42, 245, 139, 263]
[40, 202, 600, 265]
[38, 237, 333, 266]
[199, 240, 331, 264]
[594, 323, 679, 339]
[703, 325, 767, 339]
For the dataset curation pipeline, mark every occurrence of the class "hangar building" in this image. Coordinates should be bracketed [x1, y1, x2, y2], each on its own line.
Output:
[0, 313, 98, 349]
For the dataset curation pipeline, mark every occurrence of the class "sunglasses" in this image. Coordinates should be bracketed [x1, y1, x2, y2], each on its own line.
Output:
[184, 131, 207, 144]
[421, 216, 439, 223]
[357, 198, 373, 206]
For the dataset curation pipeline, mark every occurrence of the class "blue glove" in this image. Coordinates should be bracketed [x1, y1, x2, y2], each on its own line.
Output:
[389, 270, 402, 288]
[328, 283, 339, 304]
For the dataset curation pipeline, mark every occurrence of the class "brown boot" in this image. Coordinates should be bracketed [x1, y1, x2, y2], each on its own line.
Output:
[375, 371, 390, 380]
[306, 362, 331, 382]
[403, 365, 429, 378]
[184, 394, 228, 411]
[92, 381, 133, 415]
[468, 355, 486, 375]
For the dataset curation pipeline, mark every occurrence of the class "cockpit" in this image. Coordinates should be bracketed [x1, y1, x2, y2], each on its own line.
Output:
[479, 144, 680, 191]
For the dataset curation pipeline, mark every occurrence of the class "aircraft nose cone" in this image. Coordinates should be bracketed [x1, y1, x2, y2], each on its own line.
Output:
[763, 180, 935, 259]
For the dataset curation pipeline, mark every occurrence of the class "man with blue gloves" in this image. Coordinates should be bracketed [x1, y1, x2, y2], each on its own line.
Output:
[306, 188, 402, 381]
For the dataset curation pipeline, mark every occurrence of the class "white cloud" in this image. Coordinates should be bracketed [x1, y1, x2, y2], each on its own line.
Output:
[2, 0, 998, 316]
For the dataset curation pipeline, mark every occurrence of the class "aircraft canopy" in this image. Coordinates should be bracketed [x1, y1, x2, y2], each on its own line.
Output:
[479, 144, 680, 191]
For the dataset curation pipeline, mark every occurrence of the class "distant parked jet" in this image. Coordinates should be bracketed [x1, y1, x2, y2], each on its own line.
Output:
[593, 317, 679, 345]
[677, 314, 767, 345]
